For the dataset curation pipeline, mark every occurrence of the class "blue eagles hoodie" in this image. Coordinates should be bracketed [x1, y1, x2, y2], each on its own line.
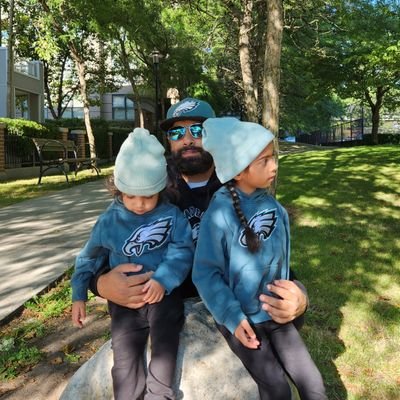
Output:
[71, 198, 194, 301]
[192, 186, 290, 334]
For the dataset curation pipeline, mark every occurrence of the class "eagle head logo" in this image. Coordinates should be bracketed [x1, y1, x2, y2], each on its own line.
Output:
[122, 217, 172, 256]
[239, 209, 277, 248]
[172, 100, 200, 117]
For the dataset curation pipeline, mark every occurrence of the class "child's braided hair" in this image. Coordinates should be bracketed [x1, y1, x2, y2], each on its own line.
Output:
[226, 180, 260, 253]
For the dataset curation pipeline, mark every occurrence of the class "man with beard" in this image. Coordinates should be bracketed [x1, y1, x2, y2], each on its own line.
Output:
[91, 98, 307, 324]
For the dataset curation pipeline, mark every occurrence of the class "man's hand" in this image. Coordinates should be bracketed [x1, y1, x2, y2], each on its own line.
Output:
[259, 280, 308, 324]
[97, 264, 153, 309]
[143, 279, 165, 304]
[234, 319, 260, 349]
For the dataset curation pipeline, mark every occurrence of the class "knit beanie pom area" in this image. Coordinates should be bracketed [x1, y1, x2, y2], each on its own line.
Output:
[114, 128, 167, 196]
[202, 117, 275, 184]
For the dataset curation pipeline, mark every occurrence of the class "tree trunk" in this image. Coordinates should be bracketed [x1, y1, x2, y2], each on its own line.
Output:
[262, 0, 283, 197]
[118, 37, 144, 128]
[238, 0, 258, 122]
[7, 0, 15, 118]
[365, 87, 385, 145]
[43, 61, 58, 119]
[262, 0, 283, 135]
[70, 47, 97, 160]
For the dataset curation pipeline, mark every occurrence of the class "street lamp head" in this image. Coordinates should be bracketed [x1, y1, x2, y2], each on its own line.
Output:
[150, 49, 161, 64]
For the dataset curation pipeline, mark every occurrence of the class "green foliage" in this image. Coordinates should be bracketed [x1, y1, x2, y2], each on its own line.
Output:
[0, 338, 43, 380]
[109, 129, 131, 155]
[309, 0, 400, 137]
[64, 352, 81, 363]
[25, 269, 73, 316]
[0, 270, 74, 380]
[362, 133, 400, 145]
[0, 118, 58, 158]
[89, 119, 111, 159]
[0, 118, 53, 138]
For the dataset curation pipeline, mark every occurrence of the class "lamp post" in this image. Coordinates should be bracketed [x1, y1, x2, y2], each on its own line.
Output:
[150, 49, 163, 145]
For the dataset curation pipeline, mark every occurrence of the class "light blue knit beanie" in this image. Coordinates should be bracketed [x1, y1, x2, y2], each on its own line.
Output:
[202, 117, 275, 184]
[114, 128, 167, 196]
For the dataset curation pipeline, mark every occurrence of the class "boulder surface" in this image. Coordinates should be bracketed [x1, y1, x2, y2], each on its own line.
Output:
[60, 300, 258, 400]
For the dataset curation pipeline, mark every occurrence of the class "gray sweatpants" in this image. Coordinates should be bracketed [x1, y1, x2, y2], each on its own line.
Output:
[108, 290, 184, 400]
[217, 320, 327, 400]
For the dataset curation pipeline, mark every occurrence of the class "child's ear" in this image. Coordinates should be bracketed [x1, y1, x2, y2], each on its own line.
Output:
[233, 172, 243, 182]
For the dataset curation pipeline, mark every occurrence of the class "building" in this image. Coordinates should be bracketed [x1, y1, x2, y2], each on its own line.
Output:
[45, 85, 156, 131]
[0, 47, 45, 122]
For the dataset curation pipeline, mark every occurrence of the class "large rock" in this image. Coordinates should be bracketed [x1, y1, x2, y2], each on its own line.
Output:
[60, 300, 258, 400]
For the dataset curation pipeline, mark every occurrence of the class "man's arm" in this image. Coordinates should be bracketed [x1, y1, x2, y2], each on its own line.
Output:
[259, 279, 308, 326]
[90, 263, 153, 309]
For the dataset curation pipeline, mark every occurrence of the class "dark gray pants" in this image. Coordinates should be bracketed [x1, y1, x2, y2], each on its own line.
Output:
[109, 290, 184, 400]
[217, 320, 327, 400]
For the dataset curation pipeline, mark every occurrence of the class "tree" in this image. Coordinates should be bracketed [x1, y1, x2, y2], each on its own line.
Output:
[42, 49, 80, 119]
[316, 0, 400, 144]
[36, 0, 106, 160]
[278, 0, 346, 134]
[262, 0, 283, 134]
[6, 0, 15, 118]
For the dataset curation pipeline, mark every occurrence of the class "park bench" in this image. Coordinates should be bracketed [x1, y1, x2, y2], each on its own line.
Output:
[31, 137, 100, 184]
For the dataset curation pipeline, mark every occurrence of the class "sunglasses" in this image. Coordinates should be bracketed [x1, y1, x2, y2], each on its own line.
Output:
[166, 123, 203, 141]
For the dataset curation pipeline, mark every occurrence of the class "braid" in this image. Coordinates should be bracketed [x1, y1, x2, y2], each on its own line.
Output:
[226, 181, 260, 253]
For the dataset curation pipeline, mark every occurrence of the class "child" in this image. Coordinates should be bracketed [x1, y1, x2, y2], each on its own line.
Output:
[192, 118, 327, 400]
[71, 128, 194, 400]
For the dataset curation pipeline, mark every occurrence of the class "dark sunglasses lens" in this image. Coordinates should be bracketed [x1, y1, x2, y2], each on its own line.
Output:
[167, 127, 186, 141]
[189, 124, 203, 138]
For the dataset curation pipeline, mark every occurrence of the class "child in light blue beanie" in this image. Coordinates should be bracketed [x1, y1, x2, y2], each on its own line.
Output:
[71, 128, 194, 400]
[193, 118, 327, 400]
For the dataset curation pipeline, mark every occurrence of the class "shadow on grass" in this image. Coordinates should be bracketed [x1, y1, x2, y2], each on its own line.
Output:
[277, 145, 400, 399]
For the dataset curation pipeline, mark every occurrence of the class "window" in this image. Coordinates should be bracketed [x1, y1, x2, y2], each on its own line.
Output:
[62, 106, 84, 119]
[112, 95, 134, 121]
[15, 95, 29, 119]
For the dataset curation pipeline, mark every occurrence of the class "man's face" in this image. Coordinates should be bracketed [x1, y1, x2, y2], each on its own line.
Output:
[167, 119, 213, 176]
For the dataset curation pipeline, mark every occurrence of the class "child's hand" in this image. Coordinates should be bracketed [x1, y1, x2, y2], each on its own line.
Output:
[143, 279, 165, 304]
[72, 301, 86, 328]
[234, 319, 260, 349]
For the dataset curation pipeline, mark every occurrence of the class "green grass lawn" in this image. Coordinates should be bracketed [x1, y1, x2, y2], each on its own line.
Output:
[277, 145, 400, 400]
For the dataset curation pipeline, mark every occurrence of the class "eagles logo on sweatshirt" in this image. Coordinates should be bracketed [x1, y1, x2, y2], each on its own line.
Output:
[122, 217, 173, 256]
[239, 209, 277, 247]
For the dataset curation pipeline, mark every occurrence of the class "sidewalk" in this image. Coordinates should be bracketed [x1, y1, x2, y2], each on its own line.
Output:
[0, 179, 112, 323]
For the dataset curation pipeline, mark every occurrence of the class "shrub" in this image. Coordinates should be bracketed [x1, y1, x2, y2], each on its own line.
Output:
[0, 117, 55, 138]
[362, 133, 400, 145]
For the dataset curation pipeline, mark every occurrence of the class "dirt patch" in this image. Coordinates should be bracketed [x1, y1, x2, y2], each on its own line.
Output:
[0, 297, 110, 400]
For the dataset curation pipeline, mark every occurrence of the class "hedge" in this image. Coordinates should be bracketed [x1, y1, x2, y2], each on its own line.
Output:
[0, 117, 57, 138]
[362, 133, 400, 145]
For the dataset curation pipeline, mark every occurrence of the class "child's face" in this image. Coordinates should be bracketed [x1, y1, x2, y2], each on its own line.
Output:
[121, 193, 159, 215]
[235, 142, 277, 194]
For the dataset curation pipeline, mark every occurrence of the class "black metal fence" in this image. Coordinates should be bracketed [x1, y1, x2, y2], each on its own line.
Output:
[4, 135, 38, 168]
[298, 118, 400, 146]
[298, 119, 364, 145]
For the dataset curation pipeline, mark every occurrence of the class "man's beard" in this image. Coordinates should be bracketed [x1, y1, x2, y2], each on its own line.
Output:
[171, 146, 214, 176]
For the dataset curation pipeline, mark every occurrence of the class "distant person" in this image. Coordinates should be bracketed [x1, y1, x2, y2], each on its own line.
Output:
[193, 117, 327, 400]
[91, 97, 308, 327]
[71, 128, 194, 400]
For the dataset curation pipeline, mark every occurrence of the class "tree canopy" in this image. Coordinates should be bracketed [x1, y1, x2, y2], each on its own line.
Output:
[4, 0, 399, 141]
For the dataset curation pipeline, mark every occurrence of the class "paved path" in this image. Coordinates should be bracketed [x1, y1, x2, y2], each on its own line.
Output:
[0, 179, 112, 323]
